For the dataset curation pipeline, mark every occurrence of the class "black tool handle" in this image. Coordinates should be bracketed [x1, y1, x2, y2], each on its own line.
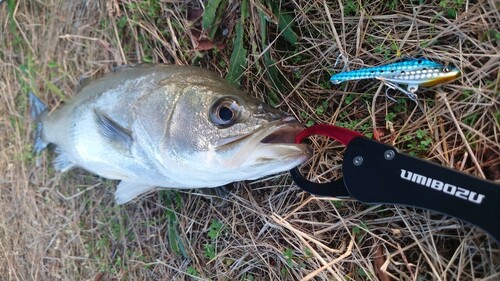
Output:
[343, 137, 500, 242]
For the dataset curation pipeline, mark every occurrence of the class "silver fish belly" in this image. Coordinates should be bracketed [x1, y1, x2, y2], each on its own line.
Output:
[30, 64, 310, 204]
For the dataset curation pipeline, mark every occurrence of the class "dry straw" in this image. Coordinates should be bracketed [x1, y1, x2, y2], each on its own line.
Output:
[0, 0, 498, 280]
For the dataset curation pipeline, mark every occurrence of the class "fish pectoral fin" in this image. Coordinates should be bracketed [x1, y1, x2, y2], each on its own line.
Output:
[94, 109, 133, 151]
[115, 181, 156, 204]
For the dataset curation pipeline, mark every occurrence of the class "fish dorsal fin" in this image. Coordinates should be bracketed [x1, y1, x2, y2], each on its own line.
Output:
[94, 109, 133, 151]
[111, 64, 134, 72]
[75, 74, 96, 93]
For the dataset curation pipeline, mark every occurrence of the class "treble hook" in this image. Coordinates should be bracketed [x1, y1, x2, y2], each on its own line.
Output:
[382, 81, 418, 101]
[383, 85, 399, 103]
[333, 54, 349, 72]
[333, 54, 365, 72]
[379, 80, 426, 113]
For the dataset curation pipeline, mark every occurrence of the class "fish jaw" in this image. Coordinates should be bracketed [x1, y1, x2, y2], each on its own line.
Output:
[214, 118, 312, 177]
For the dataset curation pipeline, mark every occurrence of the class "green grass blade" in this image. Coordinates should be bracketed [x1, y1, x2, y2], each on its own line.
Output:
[225, 0, 249, 85]
[203, 0, 227, 40]
[202, 0, 223, 30]
[168, 222, 180, 255]
[277, 12, 298, 45]
[225, 22, 247, 85]
[265, 1, 298, 45]
[258, 9, 285, 105]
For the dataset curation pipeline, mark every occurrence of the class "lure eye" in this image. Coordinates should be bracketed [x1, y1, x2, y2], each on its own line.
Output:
[443, 66, 451, 72]
[210, 97, 241, 127]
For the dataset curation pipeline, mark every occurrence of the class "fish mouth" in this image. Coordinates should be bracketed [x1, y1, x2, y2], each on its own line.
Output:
[224, 117, 312, 168]
[259, 117, 304, 145]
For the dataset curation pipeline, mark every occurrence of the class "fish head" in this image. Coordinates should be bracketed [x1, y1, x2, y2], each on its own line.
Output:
[142, 68, 311, 186]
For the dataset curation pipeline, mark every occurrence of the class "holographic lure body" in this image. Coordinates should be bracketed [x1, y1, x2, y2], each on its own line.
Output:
[330, 58, 460, 101]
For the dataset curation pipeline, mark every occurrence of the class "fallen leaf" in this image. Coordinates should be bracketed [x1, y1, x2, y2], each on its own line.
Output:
[195, 40, 225, 51]
[374, 245, 391, 281]
[188, 8, 204, 21]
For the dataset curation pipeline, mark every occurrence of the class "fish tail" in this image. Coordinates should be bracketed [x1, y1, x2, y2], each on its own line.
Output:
[29, 92, 49, 154]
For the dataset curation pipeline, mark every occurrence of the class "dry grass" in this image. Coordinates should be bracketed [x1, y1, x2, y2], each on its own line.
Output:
[1, 0, 499, 280]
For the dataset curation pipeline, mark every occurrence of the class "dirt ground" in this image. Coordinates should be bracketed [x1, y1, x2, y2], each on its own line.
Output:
[0, 0, 499, 280]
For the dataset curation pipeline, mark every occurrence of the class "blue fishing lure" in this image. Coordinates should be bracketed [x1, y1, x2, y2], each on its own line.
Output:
[330, 58, 460, 102]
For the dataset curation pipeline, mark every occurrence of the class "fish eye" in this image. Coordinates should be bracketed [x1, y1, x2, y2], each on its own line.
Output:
[218, 106, 233, 121]
[210, 97, 241, 127]
[443, 66, 450, 72]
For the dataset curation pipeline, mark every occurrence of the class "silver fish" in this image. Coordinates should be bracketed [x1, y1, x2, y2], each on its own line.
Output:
[30, 64, 310, 204]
